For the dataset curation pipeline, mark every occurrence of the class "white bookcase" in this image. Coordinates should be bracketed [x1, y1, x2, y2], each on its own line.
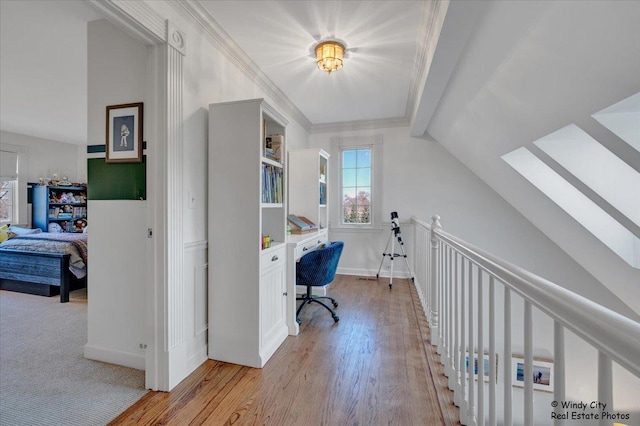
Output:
[287, 148, 330, 231]
[208, 99, 288, 368]
[287, 148, 331, 327]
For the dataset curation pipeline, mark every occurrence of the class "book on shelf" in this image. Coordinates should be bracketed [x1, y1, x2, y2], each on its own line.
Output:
[262, 163, 283, 204]
[287, 214, 318, 234]
[319, 182, 326, 205]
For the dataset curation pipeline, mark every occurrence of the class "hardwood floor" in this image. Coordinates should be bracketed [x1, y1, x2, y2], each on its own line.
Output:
[110, 276, 460, 425]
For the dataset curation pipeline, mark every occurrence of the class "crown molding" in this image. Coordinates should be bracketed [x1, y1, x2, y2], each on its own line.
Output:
[406, 0, 447, 126]
[87, 0, 166, 44]
[169, 0, 312, 132]
[310, 116, 410, 134]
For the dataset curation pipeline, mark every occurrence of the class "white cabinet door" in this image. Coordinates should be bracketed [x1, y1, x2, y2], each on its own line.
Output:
[260, 247, 288, 361]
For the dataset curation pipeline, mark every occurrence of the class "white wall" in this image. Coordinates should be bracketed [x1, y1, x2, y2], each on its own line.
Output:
[85, 19, 149, 369]
[0, 130, 81, 183]
[0, 0, 99, 145]
[311, 125, 636, 319]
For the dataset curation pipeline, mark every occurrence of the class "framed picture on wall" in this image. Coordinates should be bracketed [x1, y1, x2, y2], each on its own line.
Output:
[465, 352, 498, 383]
[511, 355, 554, 392]
[106, 102, 143, 163]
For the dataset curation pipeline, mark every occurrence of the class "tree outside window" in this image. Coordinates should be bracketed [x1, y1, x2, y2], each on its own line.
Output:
[342, 148, 371, 224]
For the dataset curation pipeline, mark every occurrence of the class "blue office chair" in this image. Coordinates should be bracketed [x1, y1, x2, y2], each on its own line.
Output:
[296, 241, 344, 324]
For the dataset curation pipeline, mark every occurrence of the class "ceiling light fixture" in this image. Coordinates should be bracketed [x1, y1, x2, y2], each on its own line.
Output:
[315, 40, 345, 74]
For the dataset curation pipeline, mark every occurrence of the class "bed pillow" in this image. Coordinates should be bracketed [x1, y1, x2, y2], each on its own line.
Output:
[8, 225, 42, 236]
[0, 224, 9, 243]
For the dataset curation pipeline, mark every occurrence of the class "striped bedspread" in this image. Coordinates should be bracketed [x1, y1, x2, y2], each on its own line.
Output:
[0, 233, 88, 276]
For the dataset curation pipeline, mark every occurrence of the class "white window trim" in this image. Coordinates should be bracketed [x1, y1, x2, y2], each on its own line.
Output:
[0, 143, 28, 226]
[330, 134, 383, 231]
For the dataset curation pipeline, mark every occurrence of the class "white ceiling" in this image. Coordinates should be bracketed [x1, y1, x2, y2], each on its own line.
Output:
[197, 1, 429, 126]
[0, 0, 435, 143]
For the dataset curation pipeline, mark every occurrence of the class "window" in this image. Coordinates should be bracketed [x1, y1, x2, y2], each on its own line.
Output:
[0, 145, 27, 225]
[0, 180, 16, 224]
[342, 148, 372, 224]
[331, 134, 383, 230]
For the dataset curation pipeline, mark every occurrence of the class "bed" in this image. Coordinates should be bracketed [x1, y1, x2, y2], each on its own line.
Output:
[0, 229, 88, 303]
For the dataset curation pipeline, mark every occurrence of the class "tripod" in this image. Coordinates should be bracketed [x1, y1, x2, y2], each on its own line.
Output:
[376, 212, 414, 289]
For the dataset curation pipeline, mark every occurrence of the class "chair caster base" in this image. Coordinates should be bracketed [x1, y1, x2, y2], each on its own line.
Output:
[296, 318, 302, 325]
[332, 301, 338, 308]
[333, 315, 339, 322]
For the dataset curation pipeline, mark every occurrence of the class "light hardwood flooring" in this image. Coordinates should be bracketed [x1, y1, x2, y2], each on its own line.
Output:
[110, 275, 460, 425]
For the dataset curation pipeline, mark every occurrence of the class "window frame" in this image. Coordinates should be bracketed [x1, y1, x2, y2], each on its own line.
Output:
[0, 180, 17, 225]
[331, 134, 383, 231]
[0, 144, 28, 226]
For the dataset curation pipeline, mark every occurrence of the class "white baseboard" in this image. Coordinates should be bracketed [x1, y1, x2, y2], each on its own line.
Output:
[186, 345, 208, 376]
[84, 344, 145, 371]
[337, 267, 411, 279]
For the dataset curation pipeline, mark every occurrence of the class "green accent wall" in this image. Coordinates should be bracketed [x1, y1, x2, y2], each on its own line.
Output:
[87, 157, 146, 200]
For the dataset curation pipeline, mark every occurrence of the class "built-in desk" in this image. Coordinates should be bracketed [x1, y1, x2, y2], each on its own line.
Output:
[286, 230, 329, 335]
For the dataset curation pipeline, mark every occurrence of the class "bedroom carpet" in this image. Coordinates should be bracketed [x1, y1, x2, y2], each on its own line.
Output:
[0, 289, 148, 426]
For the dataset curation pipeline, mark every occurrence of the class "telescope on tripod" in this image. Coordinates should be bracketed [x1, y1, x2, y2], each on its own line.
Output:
[376, 211, 415, 289]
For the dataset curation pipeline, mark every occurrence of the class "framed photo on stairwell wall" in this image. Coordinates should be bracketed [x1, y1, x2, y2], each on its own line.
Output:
[465, 352, 498, 383]
[106, 102, 143, 163]
[511, 355, 554, 392]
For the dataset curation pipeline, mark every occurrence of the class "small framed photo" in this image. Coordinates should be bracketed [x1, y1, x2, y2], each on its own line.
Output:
[466, 352, 498, 383]
[106, 102, 143, 163]
[511, 355, 554, 392]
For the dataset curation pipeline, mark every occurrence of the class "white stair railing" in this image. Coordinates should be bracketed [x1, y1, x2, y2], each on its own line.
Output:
[411, 215, 640, 426]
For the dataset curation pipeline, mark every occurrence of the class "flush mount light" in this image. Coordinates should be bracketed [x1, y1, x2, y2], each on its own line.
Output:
[315, 40, 345, 74]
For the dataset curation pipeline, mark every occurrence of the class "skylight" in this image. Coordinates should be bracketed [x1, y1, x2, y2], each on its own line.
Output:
[534, 124, 640, 226]
[592, 92, 640, 152]
[502, 147, 639, 268]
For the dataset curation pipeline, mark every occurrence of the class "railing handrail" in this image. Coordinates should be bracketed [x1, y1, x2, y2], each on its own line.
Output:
[411, 216, 640, 379]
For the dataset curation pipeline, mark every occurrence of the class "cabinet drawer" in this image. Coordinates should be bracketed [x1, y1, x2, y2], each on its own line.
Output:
[295, 233, 329, 260]
[261, 246, 285, 271]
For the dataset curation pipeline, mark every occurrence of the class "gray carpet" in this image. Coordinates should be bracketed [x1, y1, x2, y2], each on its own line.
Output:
[0, 288, 148, 426]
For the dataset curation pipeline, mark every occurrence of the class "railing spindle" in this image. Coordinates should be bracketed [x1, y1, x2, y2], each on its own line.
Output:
[460, 257, 468, 423]
[444, 246, 451, 376]
[504, 288, 512, 426]
[430, 215, 441, 346]
[477, 269, 484, 426]
[554, 321, 565, 426]
[437, 240, 443, 355]
[598, 352, 613, 426]
[452, 252, 460, 395]
[468, 262, 476, 425]
[448, 246, 454, 380]
[524, 301, 533, 426]
[489, 276, 496, 426]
